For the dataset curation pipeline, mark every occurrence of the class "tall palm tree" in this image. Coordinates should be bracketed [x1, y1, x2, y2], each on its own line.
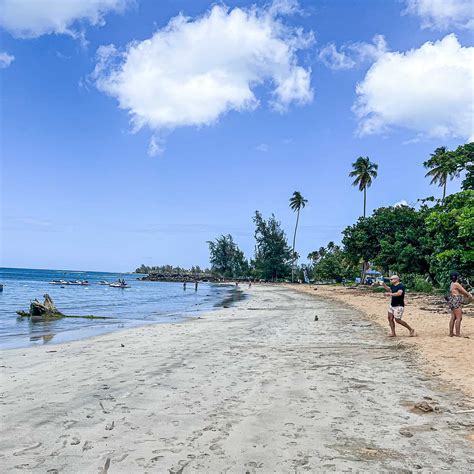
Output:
[289, 191, 308, 283]
[349, 156, 378, 217]
[424, 146, 458, 201]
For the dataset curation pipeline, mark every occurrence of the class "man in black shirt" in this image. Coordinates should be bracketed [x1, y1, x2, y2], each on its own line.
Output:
[382, 275, 415, 337]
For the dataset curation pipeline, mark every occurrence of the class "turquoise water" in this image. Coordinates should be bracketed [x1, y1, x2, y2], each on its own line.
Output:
[0, 268, 235, 349]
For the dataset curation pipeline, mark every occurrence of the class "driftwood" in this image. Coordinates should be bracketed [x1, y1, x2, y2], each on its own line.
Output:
[17, 294, 110, 321]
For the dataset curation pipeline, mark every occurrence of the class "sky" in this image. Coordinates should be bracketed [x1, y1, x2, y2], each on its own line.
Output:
[1, 0, 473, 272]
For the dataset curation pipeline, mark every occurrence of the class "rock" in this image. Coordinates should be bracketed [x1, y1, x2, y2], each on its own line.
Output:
[413, 401, 435, 413]
[399, 429, 414, 438]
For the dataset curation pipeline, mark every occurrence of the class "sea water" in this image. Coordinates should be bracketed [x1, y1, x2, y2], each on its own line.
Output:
[0, 268, 237, 349]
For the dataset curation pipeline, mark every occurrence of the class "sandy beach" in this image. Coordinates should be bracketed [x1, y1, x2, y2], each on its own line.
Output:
[292, 284, 474, 398]
[1, 285, 473, 472]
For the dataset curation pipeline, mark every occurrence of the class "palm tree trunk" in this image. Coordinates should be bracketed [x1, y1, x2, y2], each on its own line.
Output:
[291, 210, 300, 283]
[363, 187, 367, 218]
[442, 181, 446, 201]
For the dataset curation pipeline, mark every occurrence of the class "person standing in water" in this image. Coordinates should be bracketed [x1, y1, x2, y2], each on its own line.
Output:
[382, 275, 415, 337]
[447, 272, 473, 337]
[195, 281, 198, 292]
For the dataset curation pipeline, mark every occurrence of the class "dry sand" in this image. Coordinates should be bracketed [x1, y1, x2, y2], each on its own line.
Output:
[292, 284, 474, 399]
[1, 285, 473, 472]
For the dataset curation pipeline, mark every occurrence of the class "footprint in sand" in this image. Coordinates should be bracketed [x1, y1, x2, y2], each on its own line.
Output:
[13, 443, 42, 456]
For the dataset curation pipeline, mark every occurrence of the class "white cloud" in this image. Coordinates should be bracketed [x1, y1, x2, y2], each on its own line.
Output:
[0, 51, 14, 68]
[0, 0, 132, 39]
[319, 35, 387, 70]
[353, 34, 474, 141]
[404, 0, 473, 30]
[256, 143, 269, 152]
[319, 43, 355, 70]
[148, 135, 165, 157]
[393, 200, 409, 207]
[92, 3, 313, 154]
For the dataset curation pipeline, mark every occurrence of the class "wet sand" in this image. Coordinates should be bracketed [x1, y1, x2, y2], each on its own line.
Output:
[0, 285, 473, 472]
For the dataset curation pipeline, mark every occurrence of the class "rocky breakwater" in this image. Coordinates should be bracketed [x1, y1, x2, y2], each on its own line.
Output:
[140, 273, 221, 283]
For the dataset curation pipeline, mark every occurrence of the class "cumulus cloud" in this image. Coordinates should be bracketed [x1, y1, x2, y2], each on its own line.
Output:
[404, 0, 473, 30]
[0, 0, 133, 38]
[0, 51, 14, 68]
[393, 200, 409, 207]
[92, 3, 313, 154]
[319, 35, 387, 70]
[353, 34, 474, 141]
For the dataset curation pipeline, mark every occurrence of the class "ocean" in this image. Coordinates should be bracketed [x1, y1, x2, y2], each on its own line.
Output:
[0, 268, 238, 349]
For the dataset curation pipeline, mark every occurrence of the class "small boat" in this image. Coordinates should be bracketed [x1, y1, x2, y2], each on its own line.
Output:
[108, 279, 129, 288]
[108, 283, 129, 288]
[98, 280, 109, 285]
[49, 280, 89, 286]
[49, 280, 67, 285]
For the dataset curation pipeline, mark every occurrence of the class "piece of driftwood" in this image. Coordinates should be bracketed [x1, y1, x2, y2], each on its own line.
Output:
[17, 294, 110, 321]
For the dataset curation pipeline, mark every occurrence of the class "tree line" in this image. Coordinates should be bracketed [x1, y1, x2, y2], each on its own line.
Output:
[135, 264, 210, 274]
[207, 142, 473, 289]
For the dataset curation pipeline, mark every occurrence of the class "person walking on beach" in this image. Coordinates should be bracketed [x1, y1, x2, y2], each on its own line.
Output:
[183, 281, 187, 291]
[447, 272, 473, 337]
[382, 275, 415, 337]
[195, 281, 198, 292]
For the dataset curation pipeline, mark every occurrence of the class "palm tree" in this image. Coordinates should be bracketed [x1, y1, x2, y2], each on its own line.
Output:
[349, 156, 378, 217]
[289, 191, 308, 283]
[424, 146, 459, 201]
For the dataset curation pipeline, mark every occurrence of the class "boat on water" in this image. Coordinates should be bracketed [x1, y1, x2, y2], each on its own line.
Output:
[108, 279, 129, 288]
[49, 280, 89, 286]
[98, 280, 109, 285]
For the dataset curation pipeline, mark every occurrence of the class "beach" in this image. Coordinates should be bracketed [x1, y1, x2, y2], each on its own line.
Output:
[292, 284, 474, 398]
[1, 285, 473, 472]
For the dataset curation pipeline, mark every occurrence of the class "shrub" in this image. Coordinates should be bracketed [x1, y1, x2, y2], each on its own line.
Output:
[409, 275, 434, 293]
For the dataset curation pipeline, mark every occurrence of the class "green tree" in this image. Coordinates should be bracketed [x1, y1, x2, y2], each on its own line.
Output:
[349, 156, 378, 218]
[289, 191, 308, 283]
[253, 211, 292, 281]
[371, 205, 433, 277]
[425, 190, 474, 287]
[424, 146, 459, 200]
[342, 216, 379, 282]
[308, 243, 356, 282]
[450, 142, 473, 191]
[208, 234, 248, 278]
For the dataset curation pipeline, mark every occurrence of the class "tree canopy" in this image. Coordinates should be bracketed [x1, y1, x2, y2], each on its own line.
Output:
[207, 234, 248, 278]
[253, 211, 292, 281]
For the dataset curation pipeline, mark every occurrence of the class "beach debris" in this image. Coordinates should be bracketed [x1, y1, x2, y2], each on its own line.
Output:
[399, 428, 414, 438]
[105, 421, 115, 431]
[413, 401, 435, 413]
[70, 437, 80, 445]
[16, 294, 111, 321]
[314, 315, 319, 321]
[121, 343, 125, 347]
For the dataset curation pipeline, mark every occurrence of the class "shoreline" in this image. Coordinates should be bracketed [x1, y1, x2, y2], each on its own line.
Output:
[289, 284, 474, 398]
[0, 283, 243, 351]
[1, 285, 472, 472]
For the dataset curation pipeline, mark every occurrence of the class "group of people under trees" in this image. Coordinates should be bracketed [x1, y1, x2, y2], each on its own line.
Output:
[382, 272, 472, 338]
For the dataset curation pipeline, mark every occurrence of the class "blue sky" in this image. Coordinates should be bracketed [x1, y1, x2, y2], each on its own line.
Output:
[1, 0, 473, 271]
